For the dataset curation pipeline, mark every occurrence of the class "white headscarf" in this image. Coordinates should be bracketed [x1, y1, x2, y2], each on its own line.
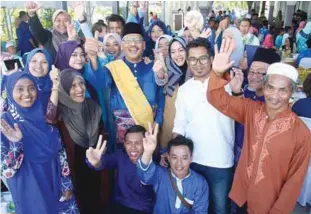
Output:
[155, 35, 173, 51]
[223, 27, 244, 67]
[103, 33, 122, 59]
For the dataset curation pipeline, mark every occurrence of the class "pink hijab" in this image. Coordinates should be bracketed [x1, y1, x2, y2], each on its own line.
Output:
[263, 34, 274, 49]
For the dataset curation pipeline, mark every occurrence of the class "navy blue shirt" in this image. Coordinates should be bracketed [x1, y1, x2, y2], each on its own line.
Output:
[292, 97, 311, 118]
[94, 57, 165, 126]
[87, 150, 155, 212]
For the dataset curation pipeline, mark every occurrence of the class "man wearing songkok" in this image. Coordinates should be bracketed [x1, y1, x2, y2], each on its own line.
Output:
[91, 22, 165, 146]
[234, 48, 281, 164]
[137, 123, 209, 214]
[207, 38, 311, 214]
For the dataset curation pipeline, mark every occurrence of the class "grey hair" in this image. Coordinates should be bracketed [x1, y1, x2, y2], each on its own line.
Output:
[263, 75, 297, 93]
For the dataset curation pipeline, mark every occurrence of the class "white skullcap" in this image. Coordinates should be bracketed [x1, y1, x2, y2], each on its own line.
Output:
[5, 41, 16, 49]
[266, 62, 298, 82]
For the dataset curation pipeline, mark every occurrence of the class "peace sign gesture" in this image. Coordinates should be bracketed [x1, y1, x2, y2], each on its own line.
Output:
[212, 37, 235, 75]
[66, 22, 77, 41]
[86, 135, 107, 168]
[143, 122, 159, 156]
[153, 49, 167, 79]
[1, 119, 23, 143]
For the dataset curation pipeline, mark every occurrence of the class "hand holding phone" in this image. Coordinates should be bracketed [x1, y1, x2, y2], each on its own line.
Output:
[1, 59, 23, 75]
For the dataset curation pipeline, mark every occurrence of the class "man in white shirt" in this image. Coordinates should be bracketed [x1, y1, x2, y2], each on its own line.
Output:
[172, 38, 242, 214]
[239, 18, 260, 46]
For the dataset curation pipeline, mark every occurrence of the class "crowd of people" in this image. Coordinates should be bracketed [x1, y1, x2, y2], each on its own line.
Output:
[1, 1, 311, 214]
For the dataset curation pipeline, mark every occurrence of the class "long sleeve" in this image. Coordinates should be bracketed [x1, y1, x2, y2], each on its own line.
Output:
[79, 22, 93, 39]
[136, 158, 160, 190]
[172, 89, 187, 135]
[86, 151, 119, 171]
[19, 22, 31, 35]
[92, 64, 113, 89]
[192, 179, 209, 213]
[1, 138, 24, 178]
[28, 14, 52, 46]
[59, 143, 73, 192]
[45, 101, 59, 124]
[268, 132, 311, 214]
[207, 71, 257, 125]
[154, 85, 165, 126]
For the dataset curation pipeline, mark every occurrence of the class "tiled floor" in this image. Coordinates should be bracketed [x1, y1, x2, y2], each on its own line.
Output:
[293, 203, 310, 214]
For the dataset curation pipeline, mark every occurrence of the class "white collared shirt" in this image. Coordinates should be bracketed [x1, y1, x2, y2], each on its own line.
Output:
[173, 77, 235, 168]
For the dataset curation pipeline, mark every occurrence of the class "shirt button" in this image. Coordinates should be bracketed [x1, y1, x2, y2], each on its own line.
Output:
[134, 70, 137, 73]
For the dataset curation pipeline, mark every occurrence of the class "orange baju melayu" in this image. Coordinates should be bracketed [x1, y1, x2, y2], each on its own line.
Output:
[207, 72, 311, 214]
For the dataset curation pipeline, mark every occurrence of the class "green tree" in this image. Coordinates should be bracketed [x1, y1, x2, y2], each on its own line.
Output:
[39, 8, 56, 29]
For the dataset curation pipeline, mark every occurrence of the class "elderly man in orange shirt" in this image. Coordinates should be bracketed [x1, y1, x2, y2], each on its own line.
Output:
[207, 37, 311, 214]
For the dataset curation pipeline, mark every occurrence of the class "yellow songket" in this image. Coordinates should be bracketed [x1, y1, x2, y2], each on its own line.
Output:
[105, 59, 154, 129]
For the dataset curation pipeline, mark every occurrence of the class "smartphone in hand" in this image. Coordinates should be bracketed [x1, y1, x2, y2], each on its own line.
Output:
[1, 58, 24, 72]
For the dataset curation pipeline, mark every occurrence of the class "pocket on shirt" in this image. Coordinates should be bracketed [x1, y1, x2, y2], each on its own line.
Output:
[142, 82, 156, 103]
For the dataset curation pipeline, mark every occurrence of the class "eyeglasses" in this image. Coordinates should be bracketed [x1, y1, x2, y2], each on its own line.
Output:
[248, 70, 266, 76]
[188, 55, 210, 66]
[122, 38, 143, 45]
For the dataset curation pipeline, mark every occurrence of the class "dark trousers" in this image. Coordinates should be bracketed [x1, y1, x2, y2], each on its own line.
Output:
[74, 144, 102, 214]
[110, 203, 150, 214]
[191, 163, 234, 214]
[236, 203, 248, 214]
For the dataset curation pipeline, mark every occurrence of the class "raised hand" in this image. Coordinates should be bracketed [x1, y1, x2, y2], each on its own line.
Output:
[74, 3, 86, 21]
[2, 62, 19, 76]
[66, 22, 77, 40]
[85, 38, 100, 58]
[212, 38, 235, 75]
[86, 135, 106, 168]
[1, 119, 23, 143]
[152, 49, 167, 79]
[229, 67, 244, 94]
[143, 122, 159, 156]
[49, 65, 60, 89]
[94, 31, 106, 59]
[25, 1, 40, 17]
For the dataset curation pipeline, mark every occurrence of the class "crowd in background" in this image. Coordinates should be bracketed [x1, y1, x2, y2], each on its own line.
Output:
[1, 1, 311, 214]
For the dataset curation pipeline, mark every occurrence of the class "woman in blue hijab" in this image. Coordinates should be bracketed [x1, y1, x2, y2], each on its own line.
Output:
[144, 20, 168, 60]
[0, 72, 78, 214]
[24, 48, 53, 112]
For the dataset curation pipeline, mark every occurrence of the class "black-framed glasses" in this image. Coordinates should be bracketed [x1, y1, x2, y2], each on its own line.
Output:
[188, 55, 210, 66]
[122, 38, 143, 45]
